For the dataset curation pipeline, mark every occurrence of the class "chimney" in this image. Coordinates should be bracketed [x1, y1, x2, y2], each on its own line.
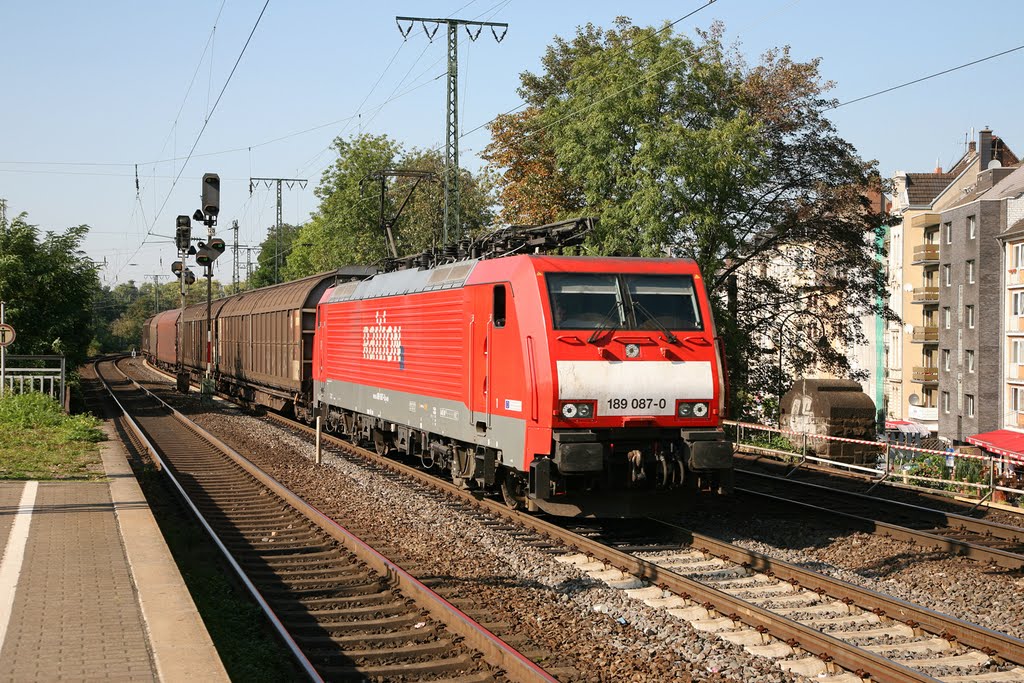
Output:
[979, 127, 993, 169]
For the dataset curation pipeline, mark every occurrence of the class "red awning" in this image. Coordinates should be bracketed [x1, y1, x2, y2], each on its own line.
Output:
[885, 420, 932, 436]
[965, 430, 1024, 463]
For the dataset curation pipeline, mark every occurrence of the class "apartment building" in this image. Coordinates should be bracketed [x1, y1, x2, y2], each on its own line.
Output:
[957, 166, 1024, 457]
[885, 128, 1017, 435]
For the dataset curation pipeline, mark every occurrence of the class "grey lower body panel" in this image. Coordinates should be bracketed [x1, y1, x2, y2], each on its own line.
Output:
[316, 378, 528, 468]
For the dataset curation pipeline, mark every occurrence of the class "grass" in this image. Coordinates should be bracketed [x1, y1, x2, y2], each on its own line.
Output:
[0, 392, 106, 480]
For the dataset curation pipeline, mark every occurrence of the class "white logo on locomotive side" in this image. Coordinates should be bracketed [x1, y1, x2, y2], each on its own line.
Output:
[363, 311, 403, 363]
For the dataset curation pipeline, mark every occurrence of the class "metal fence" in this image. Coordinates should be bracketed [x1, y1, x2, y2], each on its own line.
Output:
[725, 419, 1024, 509]
[0, 355, 67, 406]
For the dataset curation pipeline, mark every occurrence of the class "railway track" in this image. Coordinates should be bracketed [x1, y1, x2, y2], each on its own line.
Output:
[732, 449, 1024, 523]
[253, 407, 1024, 681]
[94, 358, 556, 683]
[560, 517, 1024, 682]
[127, 359, 1024, 681]
[734, 470, 1024, 570]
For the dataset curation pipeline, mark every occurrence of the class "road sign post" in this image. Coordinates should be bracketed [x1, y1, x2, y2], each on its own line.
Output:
[0, 301, 14, 398]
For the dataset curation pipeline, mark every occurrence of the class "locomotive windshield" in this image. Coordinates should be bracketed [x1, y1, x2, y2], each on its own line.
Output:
[625, 274, 702, 331]
[547, 273, 702, 331]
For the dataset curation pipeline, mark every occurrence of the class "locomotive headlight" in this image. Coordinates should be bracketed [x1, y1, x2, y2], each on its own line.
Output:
[676, 401, 710, 418]
[560, 401, 595, 419]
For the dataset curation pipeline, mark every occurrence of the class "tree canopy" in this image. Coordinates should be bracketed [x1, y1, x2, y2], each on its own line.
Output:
[0, 212, 99, 368]
[483, 19, 893, 418]
[283, 133, 494, 278]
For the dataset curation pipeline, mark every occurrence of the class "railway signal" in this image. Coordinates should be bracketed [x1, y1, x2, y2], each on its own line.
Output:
[195, 237, 225, 267]
[170, 260, 196, 285]
[175, 215, 191, 250]
[202, 173, 220, 219]
[195, 172, 222, 384]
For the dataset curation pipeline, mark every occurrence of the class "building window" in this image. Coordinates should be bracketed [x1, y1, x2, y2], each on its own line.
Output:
[942, 391, 950, 413]
[943, 264, 951, 286]
[1015, 243, 1024, 268]
[966, 394, 975, 417]
[1014, 386, 1024, 413]
[943, 349, 951, 371]
[945, 222, 953, 244]
[1014, 339, 1024, 365]
[966, 349, 975, 373]
[966, 305, 975, 328]
[1015, 292, 1024, 317]
[967, 260, 975, 284]
[968, 215, 976, 239]
[943, 307, 951, 329]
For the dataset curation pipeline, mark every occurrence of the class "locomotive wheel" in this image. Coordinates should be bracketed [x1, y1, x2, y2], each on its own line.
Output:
[500, 471, 527, 511]
[450, 447, 477, 489]
[372, 429, 393, 457]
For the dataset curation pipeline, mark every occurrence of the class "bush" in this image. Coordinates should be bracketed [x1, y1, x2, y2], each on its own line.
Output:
[745, 432, 798, 454]
[0, 392, 103, 442]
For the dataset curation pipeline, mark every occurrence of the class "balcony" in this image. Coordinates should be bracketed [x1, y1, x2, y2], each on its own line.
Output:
[912, 366, 938, 384]
[912, 244, 939, 265]
[908, 405, 938, 422]
[912, 287, 939, 304]
[1008, 364, 1024, 382]
[912, 326, 939, 343]
[910, 212, 940, 229]
[1009, 269, 1024, 286]
[1016, 412, 1024, 429]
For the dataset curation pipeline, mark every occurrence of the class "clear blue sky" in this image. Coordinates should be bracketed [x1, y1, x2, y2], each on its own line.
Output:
[1, 0, 1022, 288]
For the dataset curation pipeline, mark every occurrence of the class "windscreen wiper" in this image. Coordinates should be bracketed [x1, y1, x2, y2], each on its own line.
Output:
[587, 302, 623, 344]
[632, 300, 680, 345]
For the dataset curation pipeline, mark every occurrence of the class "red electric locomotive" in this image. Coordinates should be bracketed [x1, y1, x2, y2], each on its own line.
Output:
[313, 252, 733, 516]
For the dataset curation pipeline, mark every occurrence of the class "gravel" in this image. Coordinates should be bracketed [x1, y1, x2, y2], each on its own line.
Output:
[680, 508, 1024, 640]
[125, 359, 1024, 681]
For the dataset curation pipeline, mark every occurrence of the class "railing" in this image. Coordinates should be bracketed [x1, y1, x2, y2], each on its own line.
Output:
[912, 286, 939, 303]
[725, 419, 1024, 510]
[912, 326, 939, 343]
[912, 244, 939, 263]
[911, 366, 938, 383]
[1, 355, 67, 407]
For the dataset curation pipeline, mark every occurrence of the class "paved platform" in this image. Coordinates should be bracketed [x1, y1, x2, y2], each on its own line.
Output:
[0, 423, 228, 682]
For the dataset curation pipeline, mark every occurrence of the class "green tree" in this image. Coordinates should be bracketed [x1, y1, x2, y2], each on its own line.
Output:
[91, 280, 143, 353]
[284, 133, 494, 278]
[0, 211, 99, 368]
[484, 20, 894, 416]
[248, 223, 301, 288]
[114, 278, 225, 350]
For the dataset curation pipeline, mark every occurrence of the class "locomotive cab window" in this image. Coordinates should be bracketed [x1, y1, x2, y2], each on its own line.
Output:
[625, 274, 702, 331]
[493, 284, 506, 328]
[547, 274, 625, 330]
[546, 272, 701, 331]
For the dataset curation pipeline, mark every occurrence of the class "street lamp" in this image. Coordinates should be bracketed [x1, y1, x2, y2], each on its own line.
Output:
[777, 310, 828, 424]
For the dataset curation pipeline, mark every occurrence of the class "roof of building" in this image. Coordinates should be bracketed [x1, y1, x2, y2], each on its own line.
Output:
[905, 172, 955, 205]
[949, 163, 1024, 211]
[988, 164, 1024, 199]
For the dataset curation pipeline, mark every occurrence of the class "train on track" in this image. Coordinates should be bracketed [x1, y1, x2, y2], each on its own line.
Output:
[142, 219, 734, 516]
